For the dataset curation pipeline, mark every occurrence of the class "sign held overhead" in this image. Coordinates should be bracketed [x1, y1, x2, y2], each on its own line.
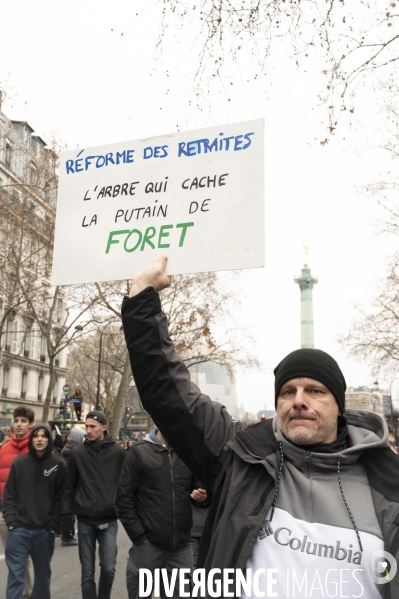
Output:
[51, 119, 265, 286]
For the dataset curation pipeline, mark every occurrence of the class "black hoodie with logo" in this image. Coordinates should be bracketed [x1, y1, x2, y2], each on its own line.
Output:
[3, 423, 66, 531]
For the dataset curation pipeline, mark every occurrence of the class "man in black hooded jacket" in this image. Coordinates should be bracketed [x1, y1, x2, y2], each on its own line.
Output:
[62, 410, 126, 599]
[3, 423, 66, 599]
[121, 257, 399, 599]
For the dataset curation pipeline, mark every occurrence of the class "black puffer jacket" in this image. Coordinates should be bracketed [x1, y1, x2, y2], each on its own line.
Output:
[116, 431, 199, 549]
[63, 435, 126, 525]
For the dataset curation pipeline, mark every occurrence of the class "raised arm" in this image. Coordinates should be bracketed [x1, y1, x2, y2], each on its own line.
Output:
[122, 257, 240, 488]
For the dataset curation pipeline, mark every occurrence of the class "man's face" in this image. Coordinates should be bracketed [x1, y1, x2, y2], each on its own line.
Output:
[13, 416, 34, 438]
[277, 377, 340, 445]
[85, 418, 106, 441]
[32, 429, 49, 455]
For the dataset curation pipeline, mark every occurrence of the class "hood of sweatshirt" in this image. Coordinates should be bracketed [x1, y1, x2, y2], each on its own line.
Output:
[70, 427, 85, 444]
[232, 409, 388, 466]
[28, 423, 53, 459]
[144, 428, 171, 449]
[271, 409, 388, 471]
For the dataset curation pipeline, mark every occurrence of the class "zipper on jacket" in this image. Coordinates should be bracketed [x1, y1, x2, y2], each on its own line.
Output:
[385, 523, 395, 551]
[168, 451, 176, 549]
[305, 451, 311, 475]
[305, 451, 314, 521]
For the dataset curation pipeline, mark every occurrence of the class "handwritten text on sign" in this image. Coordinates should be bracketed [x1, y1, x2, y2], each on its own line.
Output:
[51, 119, 264, 285]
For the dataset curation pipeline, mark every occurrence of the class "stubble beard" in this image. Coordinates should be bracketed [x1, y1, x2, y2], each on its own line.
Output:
[278, 411, 338, 445]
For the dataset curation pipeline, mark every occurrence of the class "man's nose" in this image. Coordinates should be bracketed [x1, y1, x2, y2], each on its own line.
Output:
[292, 389, 308, 407]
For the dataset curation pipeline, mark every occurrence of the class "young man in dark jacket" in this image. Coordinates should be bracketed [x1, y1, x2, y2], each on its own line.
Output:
[62, 410, 126, 599]
[116, 427, 206, 599]
[3, 423, 66, 599]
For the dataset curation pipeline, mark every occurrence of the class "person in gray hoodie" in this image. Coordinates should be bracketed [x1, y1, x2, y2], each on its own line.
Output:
[121, 257, 399, 599]
[61, 427, 86, 463]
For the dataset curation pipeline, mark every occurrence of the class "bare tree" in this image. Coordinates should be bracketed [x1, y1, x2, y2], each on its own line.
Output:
[71, 272, 259, 437]
[151, 0, 399, 135]
[339, 254, 399, 372]
[0, 101, 100, 421]
[67, 325, 129, 430]
[160, 271, 259, 371]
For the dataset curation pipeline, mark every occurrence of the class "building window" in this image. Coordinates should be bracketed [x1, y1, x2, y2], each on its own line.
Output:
[30, 161, 36, 184]
[21, 368, 28, 399]
[38, 372, 44, 401]
[11, 318, 23, 355]
[2, 366, 9, 395]
[5, 141, 12, 168]
[56, 299, 64, 324]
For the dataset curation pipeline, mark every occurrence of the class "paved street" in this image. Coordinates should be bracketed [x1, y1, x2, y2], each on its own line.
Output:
[0, 519, 131, 599]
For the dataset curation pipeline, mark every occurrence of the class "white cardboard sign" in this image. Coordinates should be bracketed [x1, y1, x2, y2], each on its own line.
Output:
[51, 119, 264, 285]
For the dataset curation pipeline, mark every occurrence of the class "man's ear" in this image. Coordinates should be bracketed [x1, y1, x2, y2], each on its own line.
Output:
[29, 422, 34, 430]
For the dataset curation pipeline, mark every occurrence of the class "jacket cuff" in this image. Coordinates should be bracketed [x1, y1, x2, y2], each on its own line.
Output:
[133, 533, 149, 545]
[122, 287, 162, 316]
[47, 519, 58, 532]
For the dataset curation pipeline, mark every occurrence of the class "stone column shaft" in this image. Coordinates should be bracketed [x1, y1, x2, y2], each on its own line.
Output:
[294, 266, 318, 349]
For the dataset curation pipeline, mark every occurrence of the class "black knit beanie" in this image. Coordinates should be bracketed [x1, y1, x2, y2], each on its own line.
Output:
[274, 349, 346, 414]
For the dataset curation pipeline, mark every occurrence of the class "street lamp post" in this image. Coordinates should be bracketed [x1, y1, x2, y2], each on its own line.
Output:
[95, 332, 103, 411]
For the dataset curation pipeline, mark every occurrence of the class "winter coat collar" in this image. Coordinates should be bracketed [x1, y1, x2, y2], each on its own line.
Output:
[9, 433, 30, 451]
[234, 409, 388, 459]
[233, 409, 399, 503]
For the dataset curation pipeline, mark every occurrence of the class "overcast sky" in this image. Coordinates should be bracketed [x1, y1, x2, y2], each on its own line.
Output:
[1, 1, 396, 411]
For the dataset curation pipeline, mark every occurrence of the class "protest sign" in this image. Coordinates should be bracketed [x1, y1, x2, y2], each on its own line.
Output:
[51, 119, 264, 285]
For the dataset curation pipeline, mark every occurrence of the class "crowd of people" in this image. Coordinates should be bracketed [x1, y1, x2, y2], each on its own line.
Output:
[0, 258, 399, 599]
[0, 408, 208, 599]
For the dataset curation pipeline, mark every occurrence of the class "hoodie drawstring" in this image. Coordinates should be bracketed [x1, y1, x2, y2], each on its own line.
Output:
[270, 442, 284, 522]
[337, 456, 363, 552]
[265, 446, 363, 554]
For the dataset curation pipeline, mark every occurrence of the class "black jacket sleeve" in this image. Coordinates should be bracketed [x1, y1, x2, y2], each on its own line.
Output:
[115, 446, 146, 542]
[3, 462, 18, 528]
[62, 451, 78, 522]
[48, 459, 66, 530]
[122, 287, 241, 489]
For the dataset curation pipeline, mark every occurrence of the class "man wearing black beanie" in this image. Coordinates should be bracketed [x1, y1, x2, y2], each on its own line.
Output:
[273, 348, 347, 447]
[121, 257, 399, 599]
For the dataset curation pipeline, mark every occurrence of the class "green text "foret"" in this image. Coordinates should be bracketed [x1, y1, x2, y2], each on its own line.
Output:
[105, 222, 194, 254]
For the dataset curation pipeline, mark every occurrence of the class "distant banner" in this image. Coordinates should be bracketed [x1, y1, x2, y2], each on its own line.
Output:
[52, 119, 265, 285]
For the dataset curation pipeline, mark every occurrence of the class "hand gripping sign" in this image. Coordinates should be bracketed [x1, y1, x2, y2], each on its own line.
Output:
[51, 119, 265, 285]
